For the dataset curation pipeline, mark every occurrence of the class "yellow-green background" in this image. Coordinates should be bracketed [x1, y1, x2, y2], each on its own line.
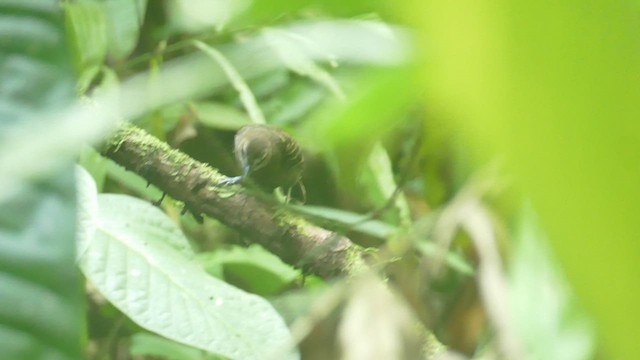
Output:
[410, 1, 640, 358]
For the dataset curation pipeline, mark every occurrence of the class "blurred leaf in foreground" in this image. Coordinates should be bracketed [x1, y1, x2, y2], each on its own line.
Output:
[412, 1, 640, 357]
[0, 1, 84, 358]
[509, 206, 594, 360]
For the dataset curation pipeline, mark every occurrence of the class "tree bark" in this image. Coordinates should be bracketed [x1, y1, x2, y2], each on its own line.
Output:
[101, 123, 365, 279]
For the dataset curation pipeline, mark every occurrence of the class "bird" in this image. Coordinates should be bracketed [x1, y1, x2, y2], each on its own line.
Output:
[221, 124, 305, 199]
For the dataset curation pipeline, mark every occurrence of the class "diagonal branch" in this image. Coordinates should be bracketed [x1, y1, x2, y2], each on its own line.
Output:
[101, 123, 365, 279]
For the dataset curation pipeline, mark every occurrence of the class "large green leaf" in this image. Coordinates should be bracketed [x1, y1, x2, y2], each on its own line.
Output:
[76, 184, 298, 360]
[0, 1, 75, 124]
[0, 173, 83, 359]
[0, 1, 84, 359]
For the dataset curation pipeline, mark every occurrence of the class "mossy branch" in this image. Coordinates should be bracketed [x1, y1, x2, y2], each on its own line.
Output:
[101, 123, 365, 279]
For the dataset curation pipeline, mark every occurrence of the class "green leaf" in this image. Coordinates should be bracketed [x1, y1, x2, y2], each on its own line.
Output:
[198, 245, 300, 296]
[263, 28, 345, 100]
[360, 143, 411, 227]
[0, 172, 84, 360]
[130, 332, 216, 360]
[63, 0, 108, 72]
[103, 0, 146, 61]
[290, 205, 397, 239]
[281, 20, 412, 65]
[246, 70, 290, 100]
[193, 40, 266, 124]
[78, 194, 298, 360]
[415, 241, 474, 276]
[76, 64, 102, 95]
[76, 165, 99, 260]
[0, 1, 84, 358]
[261, 78, 326, 126]
[191, 101, 251, 130]
[301, 66, 417, 192]
[310, 66, 416, 145]
[0, 3, 75, 123]
[78, 146, 109, 191]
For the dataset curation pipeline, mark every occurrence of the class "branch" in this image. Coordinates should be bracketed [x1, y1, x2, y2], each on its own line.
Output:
[101, 123, 365, 279]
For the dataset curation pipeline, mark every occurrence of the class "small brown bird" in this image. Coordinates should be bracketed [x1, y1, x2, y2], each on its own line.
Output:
[221, 124, 304, 197]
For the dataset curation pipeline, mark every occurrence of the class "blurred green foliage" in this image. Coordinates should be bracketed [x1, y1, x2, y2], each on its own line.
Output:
[0, 1, 84, 359]
[413, 1, 640, 358]
[3, 0, 636, 358]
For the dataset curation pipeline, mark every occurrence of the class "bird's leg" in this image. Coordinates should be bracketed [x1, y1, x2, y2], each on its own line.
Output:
[217, 164, 249, 186]
[218, 175, 243, 186]
[152, 192, 167, 206]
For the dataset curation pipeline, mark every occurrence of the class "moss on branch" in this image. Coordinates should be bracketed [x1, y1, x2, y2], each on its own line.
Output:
[101, 122, 366, 279]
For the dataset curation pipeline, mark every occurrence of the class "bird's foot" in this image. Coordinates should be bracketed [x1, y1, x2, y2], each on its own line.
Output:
[218, 176, 242, 186]
[152, 192, 167, 206]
